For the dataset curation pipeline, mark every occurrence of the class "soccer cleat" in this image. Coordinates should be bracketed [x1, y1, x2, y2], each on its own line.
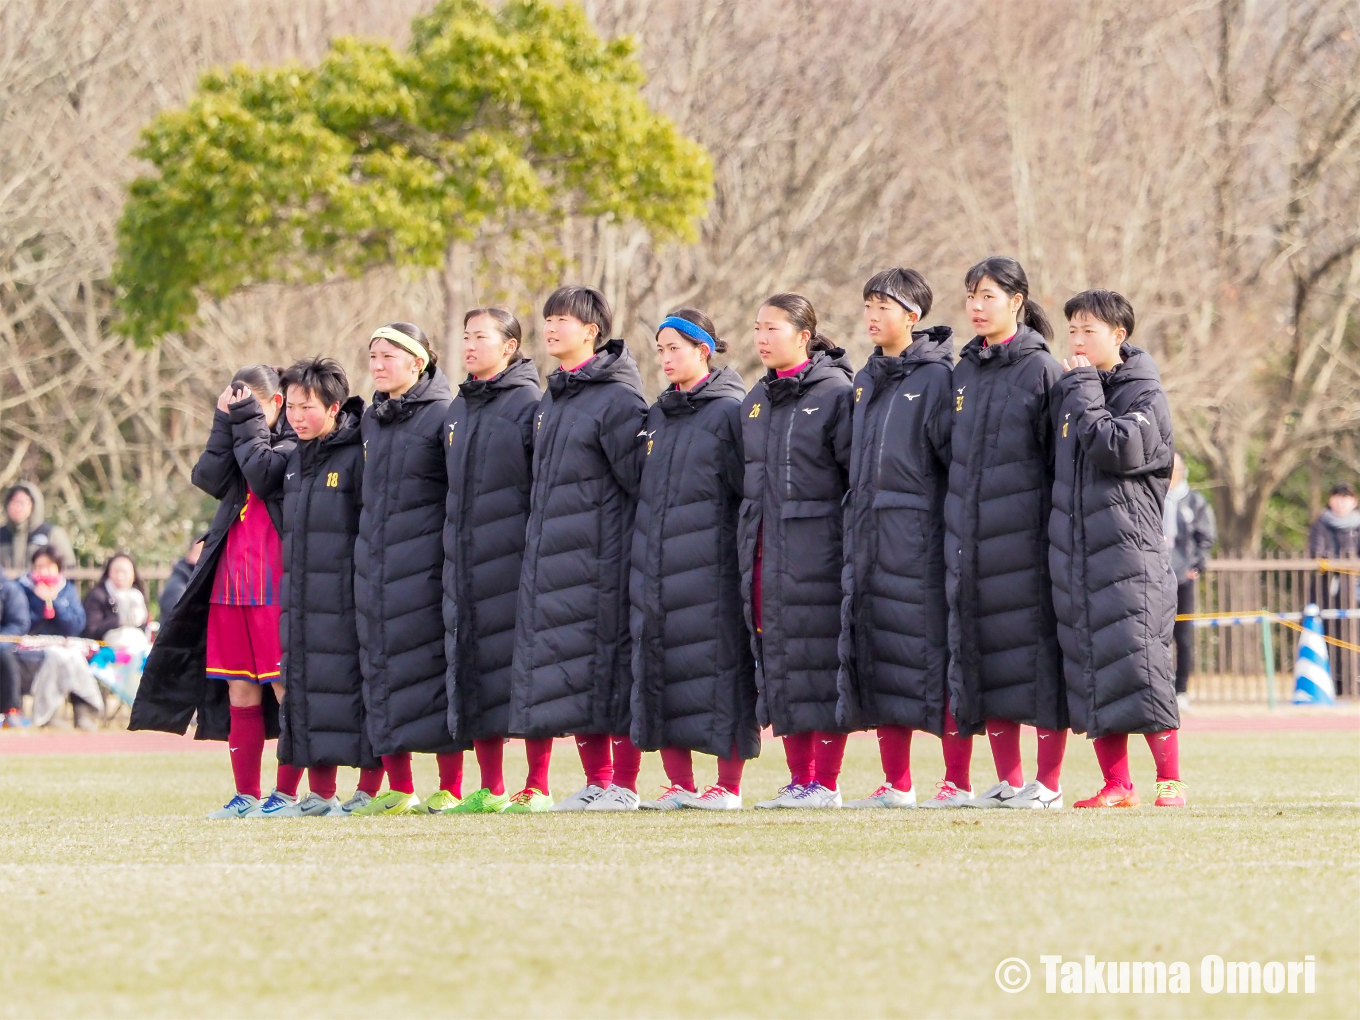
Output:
[247, 789, 301, 818]
[785, 781, 843, 809]
[206, 793, 260, 819]
[327, 790, 374, 817]
[918, 780, 975, 809]
[409, 789, 460, 814]
[754, 783, 805, 809]
[1073, 783, 1140, 808]
[1154, 780, 1188, 807]
[687, 785, 742, 810]
[844, 782, 917, 809]
[585, 784, 641, 811]
[351, 790, 419, 816]
[445, 788, 511, 814]
[503, 788, 553, 813]
[1005, 780, 1063, 810]
[298, 793, 341, 816]
[961, 780, 1021, 808]
[639, 785, 701, 810]
[550, 784, 607, 812]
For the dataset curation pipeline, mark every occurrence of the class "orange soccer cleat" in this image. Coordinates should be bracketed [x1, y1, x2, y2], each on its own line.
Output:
[1073, 782, 1141, 808]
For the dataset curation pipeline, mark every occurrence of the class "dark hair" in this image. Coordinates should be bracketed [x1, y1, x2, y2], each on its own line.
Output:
[760, 293, 836, 354]
[662, 308, 728, 356]
[231, 364, 283, 400]
[464, 307, 525, 363]
[372, 321, 438, 374]
[1063, 289, 1135, 339]
[281, 357, 350, 409]
[543, 286, 612, 351]
[98, 551, 147, 600]
[1331, 482, 1357, 498]
[30, 546, 63, 572]
[964, 256, 1053, 341]
[863, 267, 934, 320]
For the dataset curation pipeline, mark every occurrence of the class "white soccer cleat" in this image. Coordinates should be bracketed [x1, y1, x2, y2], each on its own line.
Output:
[844, 782, 917, 809]
[206, 793, 259, 819]
[550, 784, 608, 811]
[918, 780, 975, 809]
[754, 783, 805, 809]
[639, 785, 701, 810]
[584, 784, 641, 811]
[247, 789, 301, 818]
[962, 780, 1022, 808]
[686, 785, 742, 810]
[298, 792, 342, 816]
[327, 790, 373, 817]
[1004, 780, 1063, 809]
[785, 781, 843, 809]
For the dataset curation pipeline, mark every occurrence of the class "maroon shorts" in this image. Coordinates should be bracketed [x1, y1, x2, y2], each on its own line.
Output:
[205, 603, 282, 684]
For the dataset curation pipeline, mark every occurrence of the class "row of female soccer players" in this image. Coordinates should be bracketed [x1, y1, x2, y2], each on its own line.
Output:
[131, 253, 1186, 816]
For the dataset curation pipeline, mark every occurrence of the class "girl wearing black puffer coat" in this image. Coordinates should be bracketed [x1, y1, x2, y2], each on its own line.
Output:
[940, 256, 1068, 811]
[353, 322, 460, 817]
[740, 293, 854, 811]
[510, 287, 648, 813]
[1050, 290, 1183, 810]
[440, 309, 545, 815]
[630, 310, 758, 813]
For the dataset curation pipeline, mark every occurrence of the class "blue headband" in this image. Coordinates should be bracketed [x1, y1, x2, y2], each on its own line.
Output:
[657, 316, 716, 354]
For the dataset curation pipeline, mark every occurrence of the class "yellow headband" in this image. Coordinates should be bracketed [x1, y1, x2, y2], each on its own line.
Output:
[369, 326, 429, 363]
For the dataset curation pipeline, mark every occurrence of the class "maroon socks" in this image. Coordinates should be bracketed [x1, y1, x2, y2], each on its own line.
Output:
[382, 753, 414, 794]
[474, 738, 506, 796]
[941, 706, 973, 791]
[812, 732, 847, 791]
[986, 718, 1024, 787]
[228, 704, 265, 800]
[357, 766, 385, 797]
[782, 732, 814, 786]
[435, 752, 464, 798]
[1092, 733, 1133, 789]
[274, 763, 304, 798]
[1145, 729, 1181, 782]
[524, 737, 553, 795]
[877, 725, 913, 790]
[716, 751, 745, 795]
[1035, 727, 1067, 790]
[575, 733, 613, 788]
[308, 766, 338, 800]
[660, 747, 697, 792]
[611, 735, 642, 793]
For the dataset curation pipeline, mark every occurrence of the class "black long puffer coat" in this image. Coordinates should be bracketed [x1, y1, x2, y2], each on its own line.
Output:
[837, 327, 954, 735]
[509, 339, 648, 739]
[130, 398, 294, 740]
[738, 349, 854, 736]
[234, 395, 378, 768]
[1049, 345, 1178, 738]
[944, 326, 1064, 735]
[442, 359, 542, 743]
[355, 369, 457, 755]
[629, 366, 760, 761]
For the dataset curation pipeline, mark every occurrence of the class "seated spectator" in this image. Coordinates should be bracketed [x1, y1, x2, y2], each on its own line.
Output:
[0, 482, 75, 574]
[18, 548, 99, 730]
[158, 535, 206, 621]
[20, 548, 85, 637]
[0, 575, 30, 727]
[84, 552, 150, 641]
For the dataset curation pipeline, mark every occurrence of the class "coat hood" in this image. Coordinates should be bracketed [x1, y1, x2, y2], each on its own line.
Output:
[321, 395, 366, 448]
[656, 364, 746, 416]
[763, 347, 854, 404]
[459, 358, 542, 406]
[867, 326, 954, 385]
[959, 324, 1051, 366]
[547, 337, 645, 400]
[2, 482, 44, 528]
[372, 367, 454, 425]
[1100, 343, 1163, 388]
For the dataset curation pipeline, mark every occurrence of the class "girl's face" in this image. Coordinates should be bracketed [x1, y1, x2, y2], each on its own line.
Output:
[369, 339, 425, 397]
[464, 314, 517, 380]
[286, 385, 339, 441]
[107, 556, 135, 591]
[754, 305, 809, 372]
[1067, 311, 1125, 371]
[966, 276, 1023, 341]
[31, 553, 59, 581]
[864, 295, 915, 351]
[543, 314, 597, 366]
[656, 328, 710, 389]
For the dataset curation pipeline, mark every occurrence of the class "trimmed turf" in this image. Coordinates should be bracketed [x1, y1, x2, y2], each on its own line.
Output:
[0, 731, 1356, 1019]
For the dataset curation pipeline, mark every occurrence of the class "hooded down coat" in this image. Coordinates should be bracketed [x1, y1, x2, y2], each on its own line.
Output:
[944, 326, 1064, 735]
[1049, 345, 1178, 738]
[234, 395, 378, 767]
[442, 359, 542, 743]
[738, 349, 854, 735]
[130, 398, 294, 740]
[509, 339, 648, 738]
[629, 366, 760, 761]
[837, 327, 954, 735]
[355, 369, 457, 755]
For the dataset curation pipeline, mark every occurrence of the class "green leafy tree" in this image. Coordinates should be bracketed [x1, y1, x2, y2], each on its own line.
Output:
[112, 0, 712, 344]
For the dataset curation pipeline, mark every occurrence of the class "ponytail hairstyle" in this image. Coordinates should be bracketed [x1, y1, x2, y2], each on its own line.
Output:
[463, 307, 525, 363]
[662, 307, 728, 358]
[963, 256, 1053, 341]
[371, 320, 438, 375]
[231, 364, 283, 400]
[761, 292, 836, 354]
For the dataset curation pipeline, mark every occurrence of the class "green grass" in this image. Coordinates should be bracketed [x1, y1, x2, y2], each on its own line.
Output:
[1, 732, 1356, 1019]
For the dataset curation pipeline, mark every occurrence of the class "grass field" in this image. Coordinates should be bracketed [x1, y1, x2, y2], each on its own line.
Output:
[1, 727, 1357, 1019]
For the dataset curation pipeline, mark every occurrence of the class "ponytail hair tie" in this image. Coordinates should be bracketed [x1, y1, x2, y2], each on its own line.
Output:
[657, 316, 716, 354]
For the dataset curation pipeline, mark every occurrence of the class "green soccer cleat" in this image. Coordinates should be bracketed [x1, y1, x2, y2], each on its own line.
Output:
[445, 788, 511, 814]
[502, 788, 553, 813]
[351, 790, 419, 816]
[408, 789, 461, 814]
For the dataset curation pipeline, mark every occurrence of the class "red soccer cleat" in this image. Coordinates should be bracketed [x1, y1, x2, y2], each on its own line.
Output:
[1154, 780, 1188, 807]
[1073, 782, 1140, 808]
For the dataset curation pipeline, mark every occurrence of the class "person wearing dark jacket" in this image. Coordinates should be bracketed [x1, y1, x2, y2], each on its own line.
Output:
[131, 365, 294, 819]
[1164, 453, 1216, 702]
[1050, 290, 1184, 809]
[440, 309, 545, 814]
[941, 256, 1067, 810]
[630, 310, 757, 812]
[353, 322, 459, 816]
[740, 293, 854, 810]
[82, 553, 149, 641]
[0, 576, 30, 726]
[510, 286, 648, 812]
[0, 482, 75, 575]
[836, 269, 956, 810]
[233, 357, 379, 818]
[1307, 482, 1360, 697]
[158, 536, 204, 621]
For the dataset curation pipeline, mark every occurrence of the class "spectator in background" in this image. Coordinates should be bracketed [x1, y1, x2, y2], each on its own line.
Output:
[0, 483, 75, 574]
[18, 547, 97, 730]
[1164, 453, 1216, 709]
[83, 552, 150, 641]
[1308, 482, 1360, 696]
[158, 535, 205, 621]
[0, 575, 31, 727]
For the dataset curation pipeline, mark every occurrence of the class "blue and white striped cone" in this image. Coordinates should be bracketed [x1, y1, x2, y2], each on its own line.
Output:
[1293, 603, 1336, 705]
